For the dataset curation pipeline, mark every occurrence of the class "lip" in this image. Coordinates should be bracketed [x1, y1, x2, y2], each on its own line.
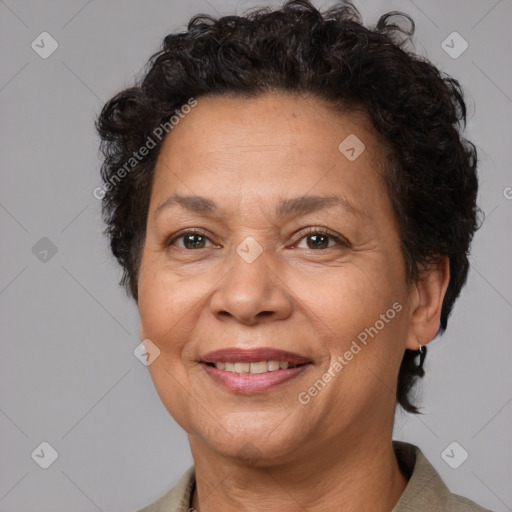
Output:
[201, 362, 312, 394]
[201, 347, 311, 365]
[199, 347, 313, 394]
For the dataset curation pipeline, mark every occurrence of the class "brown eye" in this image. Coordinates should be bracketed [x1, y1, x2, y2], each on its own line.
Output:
[182, 233, 207, 249]
[303, 233, 332, 250]
[167, 230, 214, 249]
[295, 229, 347, 250]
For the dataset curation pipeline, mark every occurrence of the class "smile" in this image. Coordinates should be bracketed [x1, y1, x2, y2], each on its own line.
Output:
[208, 360, 300, 373]
[199, 347, 312, 393]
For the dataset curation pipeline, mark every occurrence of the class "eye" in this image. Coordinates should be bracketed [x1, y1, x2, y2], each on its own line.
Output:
[165, 228, 348, 251]
[294, 228, 348, 250]
[166, 229, 216, 250]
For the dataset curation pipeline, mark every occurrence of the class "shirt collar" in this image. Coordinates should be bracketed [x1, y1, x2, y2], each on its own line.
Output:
[138, 441, 483, 511]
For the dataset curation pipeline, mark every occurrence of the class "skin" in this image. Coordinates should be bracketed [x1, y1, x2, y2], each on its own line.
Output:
[137, 92, 450, 512]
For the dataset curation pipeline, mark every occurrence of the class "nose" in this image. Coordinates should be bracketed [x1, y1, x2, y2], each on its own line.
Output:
[209, 246, 293, 325]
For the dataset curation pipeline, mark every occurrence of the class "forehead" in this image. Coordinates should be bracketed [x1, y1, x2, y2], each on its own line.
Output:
[150, 92, 388, 216]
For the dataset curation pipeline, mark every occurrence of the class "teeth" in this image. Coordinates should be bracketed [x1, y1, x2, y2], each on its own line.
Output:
[234, 362, 250, 373]
[267, 360, 280, 371]
[250, 361, 268, 374]
[213, 360, 298, 373]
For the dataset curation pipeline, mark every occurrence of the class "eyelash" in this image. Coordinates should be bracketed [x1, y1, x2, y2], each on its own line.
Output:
[165, 227, 349, 251]
[293, 227, 349, 250]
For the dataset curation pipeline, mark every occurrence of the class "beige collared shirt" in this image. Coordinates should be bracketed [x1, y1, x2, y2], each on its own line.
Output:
[138, 441, 492, 511]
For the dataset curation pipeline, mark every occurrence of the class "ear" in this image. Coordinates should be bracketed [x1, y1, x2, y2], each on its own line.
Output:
[405, 257, 450, 350]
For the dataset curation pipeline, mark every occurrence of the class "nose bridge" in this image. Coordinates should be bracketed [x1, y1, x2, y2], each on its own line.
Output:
[231, 241, 270, 291]
[210, 240, 292, 324]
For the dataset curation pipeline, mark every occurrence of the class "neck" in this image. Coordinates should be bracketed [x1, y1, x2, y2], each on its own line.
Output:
[189, 431, 408, 512]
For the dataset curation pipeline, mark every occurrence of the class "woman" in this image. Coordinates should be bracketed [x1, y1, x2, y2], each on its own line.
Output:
[96, 1, 490, 510]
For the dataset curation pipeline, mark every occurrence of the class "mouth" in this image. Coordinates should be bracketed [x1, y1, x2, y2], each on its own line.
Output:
[199, 347, 312, 394]
[205, 360, 304, 371]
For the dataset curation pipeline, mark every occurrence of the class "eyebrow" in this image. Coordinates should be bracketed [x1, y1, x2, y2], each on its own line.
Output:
[154, 193, 365, 220]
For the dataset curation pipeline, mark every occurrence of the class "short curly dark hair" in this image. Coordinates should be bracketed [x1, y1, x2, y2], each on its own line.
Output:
[96, 0, 479, 413]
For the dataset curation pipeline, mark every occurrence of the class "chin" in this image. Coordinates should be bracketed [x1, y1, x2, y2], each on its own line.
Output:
[215, 437, 301, 467]
[190, 415, 306, 466]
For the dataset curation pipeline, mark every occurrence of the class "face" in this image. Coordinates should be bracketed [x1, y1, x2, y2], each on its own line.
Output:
[138, 92, 420, 466]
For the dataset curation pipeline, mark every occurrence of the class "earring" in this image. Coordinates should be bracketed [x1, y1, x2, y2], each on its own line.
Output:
[417, 339, 426, 369]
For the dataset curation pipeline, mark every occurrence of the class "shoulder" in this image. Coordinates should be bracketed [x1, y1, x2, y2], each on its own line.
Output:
[137, 466, 195, 512]
[440, 493, 495, 511]
[392, 441, 493, 512]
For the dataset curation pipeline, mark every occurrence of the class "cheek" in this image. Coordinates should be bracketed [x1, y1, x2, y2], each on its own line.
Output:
[295, 258, 408, 384]
[137, 250, 225, 376]
[297, 261, 403, 330]
[137, 261, 202, 431]
[137, 257, 194, 352]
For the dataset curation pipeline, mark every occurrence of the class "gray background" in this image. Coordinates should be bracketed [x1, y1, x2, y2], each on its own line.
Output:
[0, 0, 511, 510]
